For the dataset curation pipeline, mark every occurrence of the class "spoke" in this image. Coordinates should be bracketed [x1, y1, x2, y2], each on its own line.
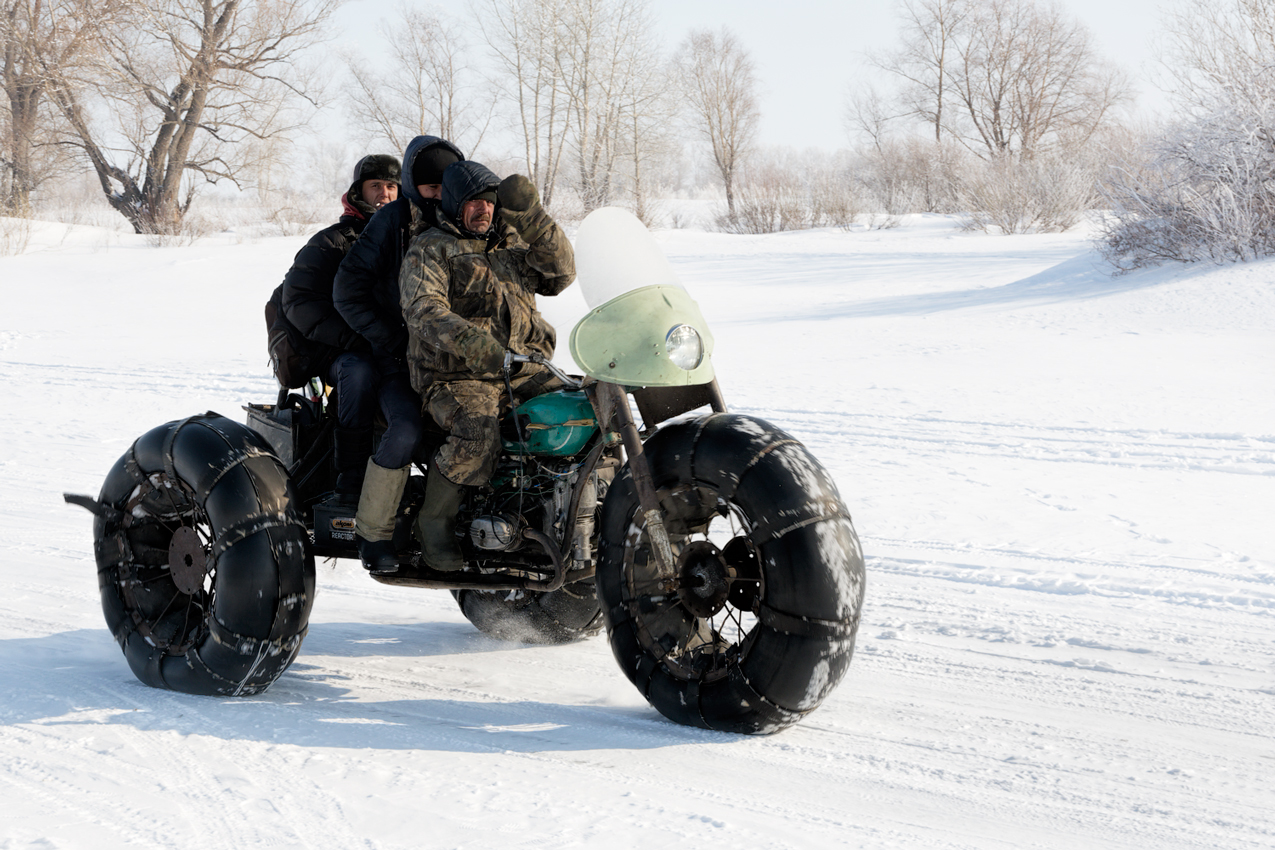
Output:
[136, 571, 179, 586]
[176, 599, 195, 650]
[146, 585, 186, 632]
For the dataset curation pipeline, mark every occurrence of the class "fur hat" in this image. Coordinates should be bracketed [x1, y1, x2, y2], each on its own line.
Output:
[346, 154, 401, 216]
[352, 154, 401, 186]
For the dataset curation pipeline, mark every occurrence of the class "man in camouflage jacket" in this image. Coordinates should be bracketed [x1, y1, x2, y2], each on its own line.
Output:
[399, 160, 575, 570]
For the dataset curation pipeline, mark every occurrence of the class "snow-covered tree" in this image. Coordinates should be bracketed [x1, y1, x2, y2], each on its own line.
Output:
[1100, 0, 1275, 269]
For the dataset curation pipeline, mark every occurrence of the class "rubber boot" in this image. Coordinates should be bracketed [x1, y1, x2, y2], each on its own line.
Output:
[414, 465, 465, 572]
[332, 427, 373, 502]
[354, 458, 409, 571]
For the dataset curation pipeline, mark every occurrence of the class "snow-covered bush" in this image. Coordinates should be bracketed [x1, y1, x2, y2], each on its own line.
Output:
[958, 152, 1101, 234]
[856, 137, 964, 216]
[1099, 86, 1275, 269]
[0, 215, 32, 256]
[715, 150, 863, 234]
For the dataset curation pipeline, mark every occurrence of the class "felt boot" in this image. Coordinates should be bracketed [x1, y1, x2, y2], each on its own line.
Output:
[413, 465, 465, 572]
[354, 458, 409, 571]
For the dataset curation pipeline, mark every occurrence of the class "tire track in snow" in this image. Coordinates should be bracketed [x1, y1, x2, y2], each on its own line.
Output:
[743, 406, 1275, 476]
[1, 358, 276, 401]
[862, 539, 1275, 611]
[3, 678, 380, 850]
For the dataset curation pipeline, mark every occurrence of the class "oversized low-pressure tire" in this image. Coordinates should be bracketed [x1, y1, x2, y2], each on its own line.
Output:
[452, 582, 604, 644]
[596, 412, 865, 734]
[91, 413, 315, 696]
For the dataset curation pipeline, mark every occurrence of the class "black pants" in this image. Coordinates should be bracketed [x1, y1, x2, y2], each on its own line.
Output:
[328, 353, 423, 469]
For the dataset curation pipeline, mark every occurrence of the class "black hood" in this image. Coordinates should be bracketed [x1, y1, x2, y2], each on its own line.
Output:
[400, 135, 465, 210]
[440, 161, 501, 224]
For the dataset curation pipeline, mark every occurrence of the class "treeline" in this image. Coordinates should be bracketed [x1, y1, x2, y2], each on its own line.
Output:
[0, 0, 755, 236]
[3, 0, 1273, 271]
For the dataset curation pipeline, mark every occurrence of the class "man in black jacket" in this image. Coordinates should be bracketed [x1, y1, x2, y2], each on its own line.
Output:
[333, 135, 464, 570]
[280, 153, 401, 500]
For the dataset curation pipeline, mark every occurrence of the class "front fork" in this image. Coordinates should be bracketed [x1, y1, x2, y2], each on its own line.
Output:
[589, 381, 678, 581]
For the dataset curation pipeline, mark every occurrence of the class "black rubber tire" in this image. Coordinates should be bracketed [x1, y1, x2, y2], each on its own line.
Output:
[596, 412, 865, 734]
[452, 582, 604, 644]
[92, 413, 315, 695]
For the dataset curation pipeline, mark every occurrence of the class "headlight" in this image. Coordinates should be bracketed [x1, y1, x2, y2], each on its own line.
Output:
[665, 324, 703, 370]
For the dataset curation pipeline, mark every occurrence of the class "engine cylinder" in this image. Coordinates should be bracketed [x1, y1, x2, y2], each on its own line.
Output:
[469, 514, 522, 551]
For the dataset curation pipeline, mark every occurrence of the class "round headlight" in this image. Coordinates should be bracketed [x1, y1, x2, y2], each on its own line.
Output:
[665, 324, 704, 370]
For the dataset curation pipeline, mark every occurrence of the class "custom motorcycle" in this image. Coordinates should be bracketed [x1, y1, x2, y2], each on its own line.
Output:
[67, 207, 865, 734]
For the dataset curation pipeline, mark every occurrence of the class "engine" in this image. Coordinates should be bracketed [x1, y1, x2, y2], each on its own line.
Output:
[462, 452, 611, 569]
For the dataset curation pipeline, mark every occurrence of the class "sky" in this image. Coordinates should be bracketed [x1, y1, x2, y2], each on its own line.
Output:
[331, 0, 1174, 154]
[643, 0, 1173, 150]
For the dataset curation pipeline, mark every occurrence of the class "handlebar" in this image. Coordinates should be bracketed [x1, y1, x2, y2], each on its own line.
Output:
[503, 351, 583, 389]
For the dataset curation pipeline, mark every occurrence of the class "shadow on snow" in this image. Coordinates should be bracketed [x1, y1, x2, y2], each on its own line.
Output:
[0, 626, 734, 753]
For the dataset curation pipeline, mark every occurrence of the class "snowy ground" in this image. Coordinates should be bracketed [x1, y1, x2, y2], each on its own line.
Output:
[1, 212, 1272, 849]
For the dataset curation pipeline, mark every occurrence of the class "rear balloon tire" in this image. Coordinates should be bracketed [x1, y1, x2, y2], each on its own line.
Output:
[92, 413, 315, 695]
[452, 582, 603, 645]
[596, 412, 865, 734]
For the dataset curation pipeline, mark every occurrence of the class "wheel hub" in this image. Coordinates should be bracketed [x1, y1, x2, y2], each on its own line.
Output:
[677, 540, 734, 618]
[168, 525, 208, 595]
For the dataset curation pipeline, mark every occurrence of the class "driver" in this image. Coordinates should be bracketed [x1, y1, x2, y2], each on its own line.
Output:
[398, 160, 575, 572]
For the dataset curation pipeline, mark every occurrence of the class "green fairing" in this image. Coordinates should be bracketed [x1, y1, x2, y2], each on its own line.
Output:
[501, 390, 597, 457]
[568, 285, 716, 387]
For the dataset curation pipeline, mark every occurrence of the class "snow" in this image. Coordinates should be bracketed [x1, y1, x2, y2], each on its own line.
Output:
[2, 211, 1273, 848]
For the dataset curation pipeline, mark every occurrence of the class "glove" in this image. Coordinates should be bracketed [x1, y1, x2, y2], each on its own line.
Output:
[497, 174, 539, 212]
[455, 326, 505, 374]
[498, 174, 551, 244]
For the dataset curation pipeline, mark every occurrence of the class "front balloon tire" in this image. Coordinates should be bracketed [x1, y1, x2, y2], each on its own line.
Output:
[596, 413, 865, 734]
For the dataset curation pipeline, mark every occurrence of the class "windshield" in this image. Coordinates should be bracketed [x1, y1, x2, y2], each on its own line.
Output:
[573, 207, 685, 309]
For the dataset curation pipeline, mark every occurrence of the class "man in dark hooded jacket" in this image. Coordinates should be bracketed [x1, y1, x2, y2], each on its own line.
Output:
[279, 153, 400, 499]
[398, 160, 575, 572]
[332, 135, 464, 570]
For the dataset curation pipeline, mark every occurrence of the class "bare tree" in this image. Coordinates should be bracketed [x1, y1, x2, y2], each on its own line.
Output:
[871, 0, 969, 143]
[41, 0, 339, 235]
[875, 0, 1129, 160]
[1, 0, 116, 216]
[553, 0, 663, 211]
[478, 0, 666, 213]
[476, 0, 571, 206]
[674, 27, 759, 218]
[624, 65, 679, 225]
[1158, 0, 1275, 108]
[344, 2, 493, 156]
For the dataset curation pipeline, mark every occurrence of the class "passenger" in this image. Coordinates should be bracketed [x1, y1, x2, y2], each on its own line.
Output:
[399, 161, 575, 572]
[333, 135, 464, 571]
[279, 153, 401, 500]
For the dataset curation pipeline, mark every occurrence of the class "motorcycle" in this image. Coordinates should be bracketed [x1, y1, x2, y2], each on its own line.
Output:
[66, 207, 865, 734]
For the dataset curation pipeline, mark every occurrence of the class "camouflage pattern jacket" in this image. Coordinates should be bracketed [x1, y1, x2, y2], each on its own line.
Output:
[398, 209, 575, 396]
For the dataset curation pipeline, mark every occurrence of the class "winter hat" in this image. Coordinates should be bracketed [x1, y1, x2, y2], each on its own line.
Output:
[352, 154, 401, 186]
[347, 153, 400, 208]
[440, 161, 501, 222]
[411, 144, 463, 187]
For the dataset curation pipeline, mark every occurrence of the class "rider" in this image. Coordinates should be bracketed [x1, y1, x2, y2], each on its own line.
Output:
[333, 135, 464, 570]
[399, 160, 576, 572]
[279, 153, 400, 499]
